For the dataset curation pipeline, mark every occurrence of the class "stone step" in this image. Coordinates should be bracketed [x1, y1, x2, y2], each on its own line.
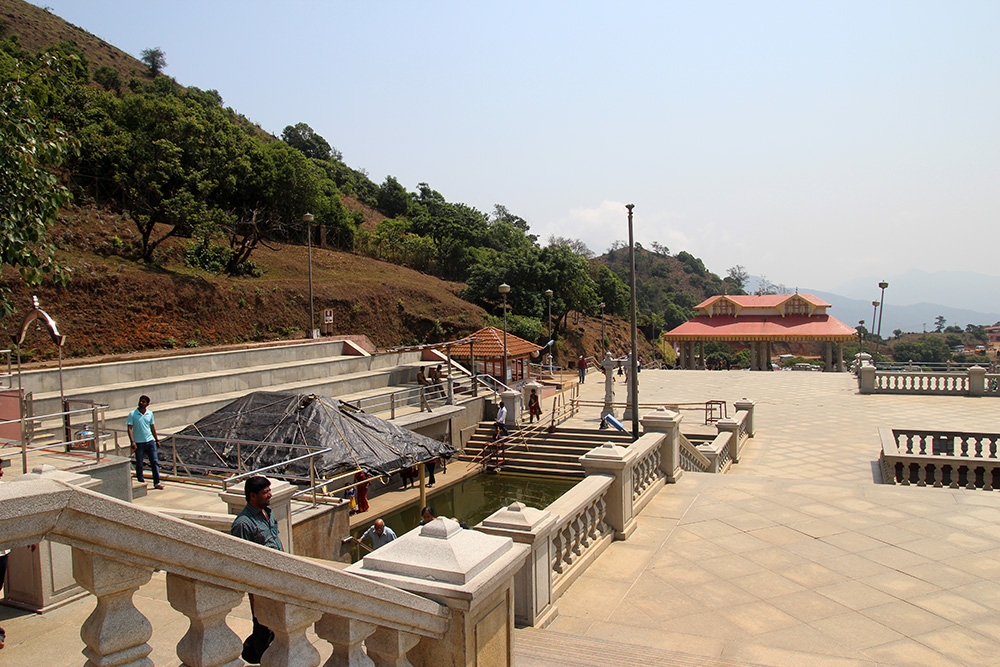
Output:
[515, 628, 770, 667]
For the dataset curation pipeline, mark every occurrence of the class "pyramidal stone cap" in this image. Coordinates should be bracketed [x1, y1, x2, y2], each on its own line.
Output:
[481, 501, 548, 532]
[353, 517, 515, 586]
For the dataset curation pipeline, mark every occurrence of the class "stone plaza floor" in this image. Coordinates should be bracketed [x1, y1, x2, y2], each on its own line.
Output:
[520, 369, 1000, 666]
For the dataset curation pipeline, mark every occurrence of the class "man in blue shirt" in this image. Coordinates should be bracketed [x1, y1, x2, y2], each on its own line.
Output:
[360, 519, 397, 550]
[126, 395, 163, 490]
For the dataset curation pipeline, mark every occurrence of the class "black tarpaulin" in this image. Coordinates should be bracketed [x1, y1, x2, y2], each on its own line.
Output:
[171, 391, 454, 479]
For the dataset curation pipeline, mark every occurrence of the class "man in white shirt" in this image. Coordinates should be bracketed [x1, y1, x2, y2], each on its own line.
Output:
[495, 402, 509, 436]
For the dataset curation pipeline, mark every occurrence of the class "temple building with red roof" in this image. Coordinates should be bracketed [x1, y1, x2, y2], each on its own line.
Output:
[662, 293, 858, 371]
[448, 326, 543, 383]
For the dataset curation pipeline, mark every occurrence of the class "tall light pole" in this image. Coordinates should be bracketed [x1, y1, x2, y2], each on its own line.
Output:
[499, 283, 510, 383]
[626, 204, 639, 440]
[858, 320, 865, 357]
[599, 302, 606, 358]
[303, 213, 316, 338]
[877, 281, 888, 340]
[545, 289, 553, 340]
[871, 301, 880, 352]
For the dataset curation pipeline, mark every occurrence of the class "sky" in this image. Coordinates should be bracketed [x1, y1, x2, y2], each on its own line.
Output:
[36, 1, 1000, 292]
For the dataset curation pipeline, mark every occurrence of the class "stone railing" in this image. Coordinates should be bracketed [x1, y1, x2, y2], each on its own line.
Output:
[662, 402, 755, 474]
[1, 477, 532, 666]
[545, 474, 615, 600]
[878, 427, 1000, 490]
[860, 365, 995, 396]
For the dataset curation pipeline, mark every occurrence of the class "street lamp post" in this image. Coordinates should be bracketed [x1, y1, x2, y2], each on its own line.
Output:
[626, 204, 639, 440]
[858, 320, 865, 357]
[545, 289, 553, 340]
[303, 213, 316, 339]
[877, 281, 889, 339]
[871, 301, 880, 353]
[599, 302, 606, 359]
[499, 283, 510, 383]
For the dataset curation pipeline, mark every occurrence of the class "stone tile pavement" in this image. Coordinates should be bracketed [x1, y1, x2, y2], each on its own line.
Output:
[535, 369, 1000, 666]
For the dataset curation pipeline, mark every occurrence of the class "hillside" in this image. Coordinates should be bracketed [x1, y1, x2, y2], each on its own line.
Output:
[0, 0, 147, 80]
[0, 0, 672, 367]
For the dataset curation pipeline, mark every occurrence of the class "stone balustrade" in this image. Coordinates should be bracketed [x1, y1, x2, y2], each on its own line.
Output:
[544, 473, 615, 600]
[0, 478, 538, 666]
[860, 365, 996, 396]
[879, 427, 1000, 490]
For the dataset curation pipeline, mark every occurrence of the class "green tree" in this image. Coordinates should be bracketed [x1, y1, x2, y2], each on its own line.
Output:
[726, 265, 749, 293]
[934, 315, 946, 333]
[140, 47, 166, 75]
[0, 52, 77, 315]
[281, 122, 341, 161]
[93, 65, 121, 93]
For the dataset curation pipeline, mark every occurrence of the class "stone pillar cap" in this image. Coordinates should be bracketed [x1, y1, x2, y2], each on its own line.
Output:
[481, 501, 551, 532]
[14, 464, 102, 490]
[524, 381, 543, 389]
[581, 442, 630, 460]
[500, 389, 520, 397]
[355, 517, 516, 586]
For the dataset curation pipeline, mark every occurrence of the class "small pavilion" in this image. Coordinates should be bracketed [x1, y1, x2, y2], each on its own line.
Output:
[448, 326, 542, 383]
[663, 293, 858, 371]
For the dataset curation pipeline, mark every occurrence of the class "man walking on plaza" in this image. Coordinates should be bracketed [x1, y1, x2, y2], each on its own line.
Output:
[578, 355, 588, 384]
[126, 395, 163, 490]
[495, 401, 509, 437]
[231, 476, 281, 663]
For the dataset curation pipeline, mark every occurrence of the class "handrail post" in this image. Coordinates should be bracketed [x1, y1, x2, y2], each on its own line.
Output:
[391, 392, 396, 419]
[93, 404, 100, 462]
[19, 391, 27, 474]
[310, 457, 317, 507]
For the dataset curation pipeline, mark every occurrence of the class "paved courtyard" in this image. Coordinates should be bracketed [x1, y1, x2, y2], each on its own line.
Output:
[525, 369, 1000, 666]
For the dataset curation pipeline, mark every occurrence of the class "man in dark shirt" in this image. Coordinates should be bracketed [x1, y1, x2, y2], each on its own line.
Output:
[231, 476, 282, 550]
[230, 476, 280, 663]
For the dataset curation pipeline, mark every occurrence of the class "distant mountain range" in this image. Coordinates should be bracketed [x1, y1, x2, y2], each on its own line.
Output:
[747, 271, 1000, 335]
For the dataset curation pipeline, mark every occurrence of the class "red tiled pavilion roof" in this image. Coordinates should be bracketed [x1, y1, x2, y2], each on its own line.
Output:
[663, 315, 857, 342]
[694, 294, 832, 310]
[449, 326, 543, 359]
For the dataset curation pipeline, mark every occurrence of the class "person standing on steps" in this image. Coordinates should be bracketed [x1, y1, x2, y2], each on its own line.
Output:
[528, 389, 542, 423]
[127, 395, 163, 490]
[495, 401, 509, 437]
[578, 355, 587, 384]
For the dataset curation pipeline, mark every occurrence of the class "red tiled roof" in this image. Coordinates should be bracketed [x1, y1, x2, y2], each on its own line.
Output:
[695, 294, 832, 310]
[448, 326, 543, 359]
[663, 314, 857, 341]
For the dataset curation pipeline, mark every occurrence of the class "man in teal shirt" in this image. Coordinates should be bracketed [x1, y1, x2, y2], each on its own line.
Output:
[231, 476, 281, 662]
[126, 395, 163, 490]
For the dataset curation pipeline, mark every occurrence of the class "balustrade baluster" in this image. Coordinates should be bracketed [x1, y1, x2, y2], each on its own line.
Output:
[570, 515, 583, 558]
[588, 503, 601, 541]
[72, 548, 155, 667]
[551, 532, 565, 574]
[916, 462, 927, 487]
[932, 464, 943, 488]
[166, 573, 244, 667]
[254, 597, 323, 667]
[918, 436, 927, 455]
[314, 614, 376, 667]
[959, 436, 969, 456]
[974, 437, 984, 457]
[949, 465, 962, 489]
[967, 466, 979, 490]
[365, 627, 420, 667]
[984, 467, 995, 492]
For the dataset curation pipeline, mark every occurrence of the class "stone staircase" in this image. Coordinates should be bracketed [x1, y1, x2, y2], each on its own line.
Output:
[18, 339, 438, 440]
[515, 628, 770, 667]
[461, 424, 634, 477]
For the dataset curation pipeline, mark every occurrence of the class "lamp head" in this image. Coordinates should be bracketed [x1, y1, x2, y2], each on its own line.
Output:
[498, 283, 510, 295]
[302, 213, 314, 223]
[545, 289, 553, 298]
[878, 281, 889, 290]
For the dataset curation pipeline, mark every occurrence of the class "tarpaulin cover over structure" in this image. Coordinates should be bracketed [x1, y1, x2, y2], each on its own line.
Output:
[172, 391, 454, 479]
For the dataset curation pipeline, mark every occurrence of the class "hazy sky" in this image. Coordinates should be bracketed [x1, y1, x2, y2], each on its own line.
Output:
[38, 1, 1000, 291]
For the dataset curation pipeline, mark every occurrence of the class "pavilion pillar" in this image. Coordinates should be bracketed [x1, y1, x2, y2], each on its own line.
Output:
[698, 342, 705, 369]
[690, 342, 697, 370]
[825, 342, 833, 372]
[766, 341, 772, 370]
[749, 342, 757, 371]
[837, 343, 845, 372]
